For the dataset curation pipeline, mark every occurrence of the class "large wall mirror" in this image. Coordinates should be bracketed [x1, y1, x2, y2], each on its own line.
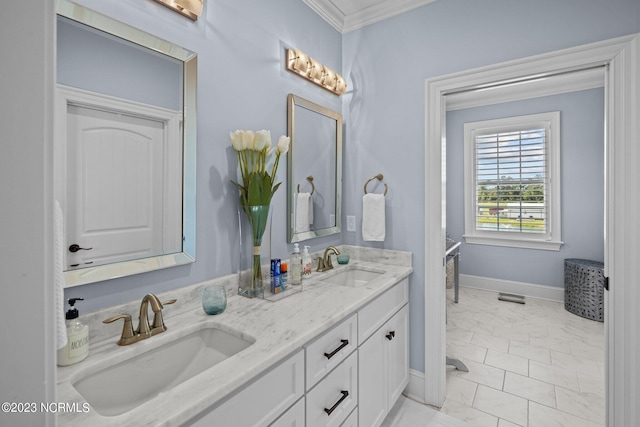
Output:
[287, 94, 342, 242]
[55, 0, 197, 287]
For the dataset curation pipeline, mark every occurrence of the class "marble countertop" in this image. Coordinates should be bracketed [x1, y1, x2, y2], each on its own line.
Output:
[57, 246, 412, 426]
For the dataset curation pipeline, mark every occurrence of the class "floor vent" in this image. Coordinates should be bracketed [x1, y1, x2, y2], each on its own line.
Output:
[498, 292, 525, 304]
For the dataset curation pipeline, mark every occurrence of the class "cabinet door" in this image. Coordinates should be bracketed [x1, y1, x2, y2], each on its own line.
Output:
[358, 329, 387, 427]
[387, 305, 409, 406]
[269, 397, 305, 427]
[188, 350, 304, 427]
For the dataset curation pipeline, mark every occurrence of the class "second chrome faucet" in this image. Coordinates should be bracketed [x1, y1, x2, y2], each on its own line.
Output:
[103, 294, 176, 346]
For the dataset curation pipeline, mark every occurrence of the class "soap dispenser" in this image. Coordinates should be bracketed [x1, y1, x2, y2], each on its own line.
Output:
[57, 298, 89, 366]
[302, 246, 312, 278]
[289, 243, 302, 285]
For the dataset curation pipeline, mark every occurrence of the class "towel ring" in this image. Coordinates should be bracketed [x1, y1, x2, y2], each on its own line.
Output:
[297, 176, 315, 195]
[364, 173, 388, 196]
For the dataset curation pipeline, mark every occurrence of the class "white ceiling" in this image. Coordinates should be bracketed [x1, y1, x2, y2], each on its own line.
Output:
[303, 0, 439, 33]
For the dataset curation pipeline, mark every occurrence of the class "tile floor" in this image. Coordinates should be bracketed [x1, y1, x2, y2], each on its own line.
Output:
[442, 286, 605, 427]
[382, 396, 474, 427]
[382, 286, 605, 427]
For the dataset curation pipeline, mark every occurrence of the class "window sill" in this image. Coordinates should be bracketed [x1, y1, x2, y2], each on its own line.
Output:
[463, 235, 563, 251]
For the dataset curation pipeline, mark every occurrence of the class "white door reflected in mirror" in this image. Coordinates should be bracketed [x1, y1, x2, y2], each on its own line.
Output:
[65, 100, 182, 270]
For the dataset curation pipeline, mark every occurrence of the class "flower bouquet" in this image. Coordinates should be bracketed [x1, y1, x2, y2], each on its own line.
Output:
[231, 130, 289, 297]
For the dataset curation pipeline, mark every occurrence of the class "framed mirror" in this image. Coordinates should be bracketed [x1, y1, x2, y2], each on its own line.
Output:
[287, 94, 342, 242]
[55, 0, 197, 287]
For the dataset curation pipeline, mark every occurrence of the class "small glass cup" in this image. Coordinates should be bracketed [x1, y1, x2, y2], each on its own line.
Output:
[201, 285, 227, 315]
[337, 253, 350, 265]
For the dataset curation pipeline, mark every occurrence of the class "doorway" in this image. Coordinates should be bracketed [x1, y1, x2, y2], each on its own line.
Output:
[441, 72, 606, 425]
[423, 34, 640, 427]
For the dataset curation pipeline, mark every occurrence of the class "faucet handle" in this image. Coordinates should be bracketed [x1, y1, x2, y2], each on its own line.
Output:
[325, 255, 334, 270]
[103, 314, 136, 346]
[150, 298, 177, 333]
[315, 256, 326, 272]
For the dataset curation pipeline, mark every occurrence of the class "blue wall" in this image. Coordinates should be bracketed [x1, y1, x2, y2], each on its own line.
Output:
[446, 89, 605, 287]
[57, 16, 183, 110]
[342, 0, 638, 372]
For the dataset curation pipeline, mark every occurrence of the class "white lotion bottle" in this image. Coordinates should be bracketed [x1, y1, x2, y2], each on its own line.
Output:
[302, 245, 312, 278]
[289, 243, 302, 285]
[57, 298, 89, 366]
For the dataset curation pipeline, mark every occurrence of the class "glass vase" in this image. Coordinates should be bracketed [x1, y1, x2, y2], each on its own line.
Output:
[238, 204, 272, 298]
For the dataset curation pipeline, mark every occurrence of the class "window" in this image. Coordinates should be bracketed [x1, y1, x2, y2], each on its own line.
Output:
[463, 112, 562, 250]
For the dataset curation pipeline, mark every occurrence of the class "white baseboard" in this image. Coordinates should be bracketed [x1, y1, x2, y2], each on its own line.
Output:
[404, 369, 427, 404]
[459, 274, 564, 302]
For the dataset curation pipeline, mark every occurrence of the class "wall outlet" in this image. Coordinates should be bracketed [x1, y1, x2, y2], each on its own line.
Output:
[347, 215, 356, 232]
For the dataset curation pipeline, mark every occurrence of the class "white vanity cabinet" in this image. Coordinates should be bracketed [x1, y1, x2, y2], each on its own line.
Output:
[358, 279, 409, 427]
[188, 350, 304, 427]
[187, 278, 409, 427]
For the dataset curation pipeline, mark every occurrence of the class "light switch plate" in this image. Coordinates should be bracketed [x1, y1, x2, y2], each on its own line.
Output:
[347, 215, 356, 232]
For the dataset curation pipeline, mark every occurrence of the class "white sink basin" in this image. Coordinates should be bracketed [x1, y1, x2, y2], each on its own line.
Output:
[320, 266, 385, 287]
[73, 326, 254, 416]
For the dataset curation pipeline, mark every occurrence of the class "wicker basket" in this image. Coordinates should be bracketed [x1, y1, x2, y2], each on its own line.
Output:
[564, 258, 604, 322]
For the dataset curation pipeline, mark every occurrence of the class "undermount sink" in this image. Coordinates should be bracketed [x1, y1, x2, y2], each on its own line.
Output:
[73, 326, 254, 416]
[320, 265, 385, 287]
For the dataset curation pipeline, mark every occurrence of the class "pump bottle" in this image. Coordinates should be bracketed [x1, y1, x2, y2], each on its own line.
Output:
[289, 243, 302, 285]
[302, 246, 312, 278]
[57, 298, 89, 366]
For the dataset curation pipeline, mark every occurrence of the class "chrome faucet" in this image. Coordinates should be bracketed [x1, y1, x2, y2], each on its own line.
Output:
[316, 246, 341, 272]
[103, 294, 176, 346]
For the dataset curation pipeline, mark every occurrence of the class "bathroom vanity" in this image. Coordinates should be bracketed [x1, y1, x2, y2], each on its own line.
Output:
[56, 246, 412, 426]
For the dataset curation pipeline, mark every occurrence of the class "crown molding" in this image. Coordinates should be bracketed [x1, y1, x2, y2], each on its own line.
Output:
[343, 0, 438, 32]
[303, 0, 438, 33]
[302, 0, 345, 33]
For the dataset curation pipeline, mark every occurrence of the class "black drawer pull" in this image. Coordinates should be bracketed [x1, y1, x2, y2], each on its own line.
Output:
[324, 390, 349, 416]
[386, 331, 396, 340]
[324, 339, 349, 359]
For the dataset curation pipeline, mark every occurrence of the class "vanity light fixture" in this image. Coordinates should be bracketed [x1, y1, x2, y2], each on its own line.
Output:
[286, 48, 347, 96]
[152, 0, 203, 21]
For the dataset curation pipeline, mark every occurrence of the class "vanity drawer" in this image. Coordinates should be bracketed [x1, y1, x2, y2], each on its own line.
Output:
[189, 350, 304, 427]
[305, 313, 357, 390]
[306, 351, 358, 427]
[358, 278, 408, 344]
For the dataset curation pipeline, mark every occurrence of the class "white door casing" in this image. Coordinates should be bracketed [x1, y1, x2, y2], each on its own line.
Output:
[424, 33, 640, 427]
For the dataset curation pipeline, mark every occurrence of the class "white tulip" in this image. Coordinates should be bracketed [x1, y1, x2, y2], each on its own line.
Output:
[254, 130, 271, 151]
[276, 135, 290, 154]
[230, 130, 245, 151]
[242, 130, 255, 151]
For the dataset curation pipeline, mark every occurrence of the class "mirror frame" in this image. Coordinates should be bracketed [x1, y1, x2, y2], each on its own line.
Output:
[287, 94, 342, 243]
[56, 0, 197, 287]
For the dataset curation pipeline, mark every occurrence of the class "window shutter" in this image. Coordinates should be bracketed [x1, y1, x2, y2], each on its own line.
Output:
[474, 127, 547, 233]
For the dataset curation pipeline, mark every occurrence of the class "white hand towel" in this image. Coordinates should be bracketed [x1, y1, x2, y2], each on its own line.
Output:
[295, 192, 312, 233]
[54, 201, 68, 349]
[362, 193, 386, 241]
